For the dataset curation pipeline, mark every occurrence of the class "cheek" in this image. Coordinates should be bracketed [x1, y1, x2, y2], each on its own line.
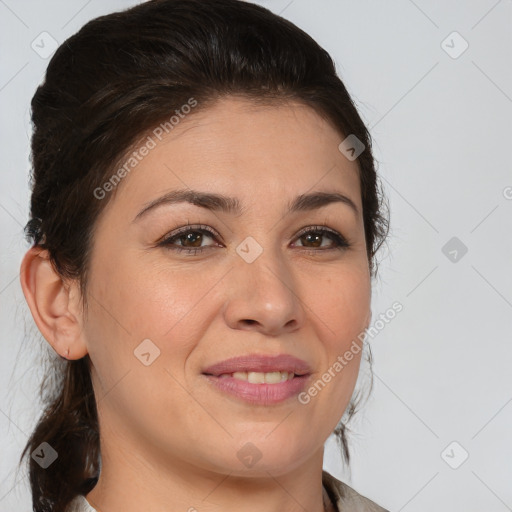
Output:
[92, 252, 205, 333]
[83, 256, 204, 417]
[304, 263, 371, 346]
[86, 254, 226, 375]
[303, 264, 370, 406]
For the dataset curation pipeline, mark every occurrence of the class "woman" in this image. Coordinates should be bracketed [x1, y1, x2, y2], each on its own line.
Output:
[18, 1, 390, 511]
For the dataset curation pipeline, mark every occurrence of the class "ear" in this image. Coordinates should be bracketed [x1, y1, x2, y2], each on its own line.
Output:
[20, 246, 88, 360]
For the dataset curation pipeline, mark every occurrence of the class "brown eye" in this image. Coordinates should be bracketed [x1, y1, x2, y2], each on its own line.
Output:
[159, 225, 220, 254]
[293, 226, 350, 252]
[158, 224, 350, 256]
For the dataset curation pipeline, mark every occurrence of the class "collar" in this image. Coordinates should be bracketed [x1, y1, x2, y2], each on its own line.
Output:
[322, 469, 390, 512]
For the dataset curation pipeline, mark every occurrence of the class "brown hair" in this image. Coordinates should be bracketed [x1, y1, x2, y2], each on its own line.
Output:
[19, 1, 389, 510]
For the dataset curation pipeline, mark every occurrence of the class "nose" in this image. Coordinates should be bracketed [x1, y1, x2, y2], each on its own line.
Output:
[222, 246, 306, 337]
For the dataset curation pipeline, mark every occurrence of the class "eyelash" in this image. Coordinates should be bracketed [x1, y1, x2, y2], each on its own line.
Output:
[157, 223, 351, 256]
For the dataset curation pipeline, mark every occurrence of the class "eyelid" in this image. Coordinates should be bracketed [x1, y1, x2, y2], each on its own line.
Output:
[294, 224, 340, 239]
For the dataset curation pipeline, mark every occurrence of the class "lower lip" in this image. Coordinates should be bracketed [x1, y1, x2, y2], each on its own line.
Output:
[203, 374, 310, 405]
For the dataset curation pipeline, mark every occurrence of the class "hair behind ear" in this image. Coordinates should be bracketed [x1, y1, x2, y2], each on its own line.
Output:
[19, 358, 100, 512]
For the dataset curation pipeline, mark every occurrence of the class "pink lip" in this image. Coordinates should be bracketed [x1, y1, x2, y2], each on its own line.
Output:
[202, 353, 312, 377]
[201, 354, 312, 405]
[203, 374, 310, 405]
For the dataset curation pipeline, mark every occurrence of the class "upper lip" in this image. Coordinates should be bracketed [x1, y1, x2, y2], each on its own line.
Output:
[202, 354, 312, 377]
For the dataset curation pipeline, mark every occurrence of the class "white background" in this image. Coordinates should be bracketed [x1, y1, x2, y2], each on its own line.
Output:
[1, 1, 511, 511]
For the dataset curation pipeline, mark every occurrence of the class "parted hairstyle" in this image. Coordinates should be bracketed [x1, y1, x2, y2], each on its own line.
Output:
[19, 1, 389, 511]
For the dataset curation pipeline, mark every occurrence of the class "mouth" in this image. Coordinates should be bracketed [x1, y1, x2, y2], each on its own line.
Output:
[201, 371, 311, 405]
[201, 354, 313, 405]
[201, 353, 312, 379]
[202, 370, 305, 383]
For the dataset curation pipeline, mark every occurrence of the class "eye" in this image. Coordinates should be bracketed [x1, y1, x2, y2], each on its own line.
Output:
[157, 224, 350, 255]
[158, 224, 220, 255]
[292, 225, 351, 254]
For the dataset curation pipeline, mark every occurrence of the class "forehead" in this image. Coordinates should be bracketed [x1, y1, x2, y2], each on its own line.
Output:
[101, 96, 362, 219]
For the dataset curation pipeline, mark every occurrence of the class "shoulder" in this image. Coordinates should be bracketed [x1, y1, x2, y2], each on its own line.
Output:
[65, 494, 98, 512]
[322, 469, 391, 512]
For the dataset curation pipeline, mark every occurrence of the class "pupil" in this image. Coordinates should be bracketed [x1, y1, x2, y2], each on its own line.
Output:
[305, 233, 321, 247]
[183, 233, 201, 247]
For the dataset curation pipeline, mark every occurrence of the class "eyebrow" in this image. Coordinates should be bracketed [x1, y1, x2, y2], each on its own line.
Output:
[132, 188, 359, 222]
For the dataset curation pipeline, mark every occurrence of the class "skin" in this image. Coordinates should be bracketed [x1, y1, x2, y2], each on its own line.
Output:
[21, 96, 371, 512]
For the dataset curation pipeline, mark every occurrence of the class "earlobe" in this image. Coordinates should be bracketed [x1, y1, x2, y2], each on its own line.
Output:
[19, 246, 88, 360]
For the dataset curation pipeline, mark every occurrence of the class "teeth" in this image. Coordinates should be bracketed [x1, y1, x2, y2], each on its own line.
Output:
[221, 371, 294, 383]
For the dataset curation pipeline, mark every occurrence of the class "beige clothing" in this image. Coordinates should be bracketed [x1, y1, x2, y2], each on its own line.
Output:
[66, 470, 389, 511]
[322, 469, 390, 511]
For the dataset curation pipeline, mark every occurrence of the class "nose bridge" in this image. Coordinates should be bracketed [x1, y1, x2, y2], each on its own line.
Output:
[223, 233, 305, 334]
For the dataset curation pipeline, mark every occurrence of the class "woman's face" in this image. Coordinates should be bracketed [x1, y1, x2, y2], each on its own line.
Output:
[82, 96, 371, 477]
